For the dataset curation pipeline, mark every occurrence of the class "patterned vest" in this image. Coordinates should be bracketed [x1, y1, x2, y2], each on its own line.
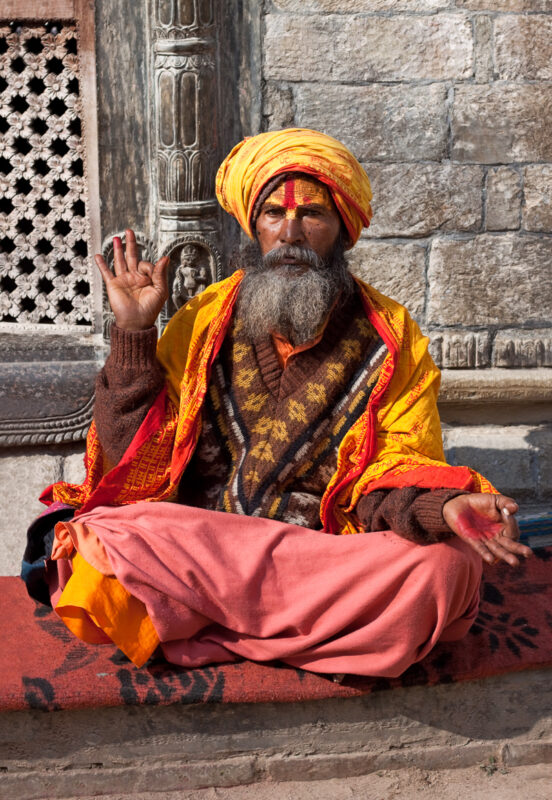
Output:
[178, 290, 387, 529]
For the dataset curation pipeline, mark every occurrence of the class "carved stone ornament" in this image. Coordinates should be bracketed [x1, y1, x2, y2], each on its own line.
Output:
[493, 329, 552, 369]
[0, 11, 103, 448]
[0, 391, 94, 447]
[154, 0, 215, 40]
[429, 331, 491, 369]
[0, 22, 94, 331]
[153, 0, 220, 238]
[158, 233, 222, 328]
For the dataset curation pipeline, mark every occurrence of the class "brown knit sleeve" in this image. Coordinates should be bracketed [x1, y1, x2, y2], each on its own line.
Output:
[94, 324, 166, 466]
[356, 487, 469, 544]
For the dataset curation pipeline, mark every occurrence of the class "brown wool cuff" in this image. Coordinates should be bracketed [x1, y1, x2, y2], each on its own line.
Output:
[356, 487, 470, 544]
[108, 324, 159, 370]
[411, 488, 470, 538]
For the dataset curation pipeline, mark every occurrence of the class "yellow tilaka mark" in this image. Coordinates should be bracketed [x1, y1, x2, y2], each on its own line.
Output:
[252, 417, 289, 441]
[342, 338, 362, 361]
[355, 317, 373, 336]
[243, 392, 269, 413]
[233, 342, 252, 363]
[268, 496, 281, 518]
[288, 399, 307, 423]
[249, 441, 275, 463]
[326, 362, 345, 383]
[306, 382, 327, 405]
[332, 415, 347, 436]
[236, 367, 257, 389]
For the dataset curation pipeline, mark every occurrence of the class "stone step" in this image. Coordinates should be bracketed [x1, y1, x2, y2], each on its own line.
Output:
[2, 669, 551, 800]
[60, 763, 552, 800]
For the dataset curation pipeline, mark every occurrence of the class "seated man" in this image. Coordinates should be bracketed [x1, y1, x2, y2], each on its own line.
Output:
[24, 128, 531, 676]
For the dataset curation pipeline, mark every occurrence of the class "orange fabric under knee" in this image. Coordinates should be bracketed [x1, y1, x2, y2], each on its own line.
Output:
[54, 552, 159, 667]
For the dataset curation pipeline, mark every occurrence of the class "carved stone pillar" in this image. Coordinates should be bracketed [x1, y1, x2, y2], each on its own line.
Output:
[151, 0, 222, 325]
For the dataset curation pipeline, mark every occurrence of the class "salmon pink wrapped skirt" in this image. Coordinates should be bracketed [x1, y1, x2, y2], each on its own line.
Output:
[47, 502, 482, 677]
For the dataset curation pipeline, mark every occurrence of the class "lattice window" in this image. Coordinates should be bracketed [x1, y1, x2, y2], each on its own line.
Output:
[0, 21, 92, 328]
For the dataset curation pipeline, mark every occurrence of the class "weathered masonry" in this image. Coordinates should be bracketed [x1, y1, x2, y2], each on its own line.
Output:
[1, 0, 551, 573]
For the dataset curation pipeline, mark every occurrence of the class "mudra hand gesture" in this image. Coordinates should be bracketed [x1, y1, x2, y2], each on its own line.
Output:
[94, 229, 169, 331]
[443, 493, 532, 567]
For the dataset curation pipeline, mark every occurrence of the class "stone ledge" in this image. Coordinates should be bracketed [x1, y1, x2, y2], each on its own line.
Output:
[0, 332, 106, 448]
[439, 369, 552, 404]
[1, 669, 551, 799]
[0, 362, 96, 447]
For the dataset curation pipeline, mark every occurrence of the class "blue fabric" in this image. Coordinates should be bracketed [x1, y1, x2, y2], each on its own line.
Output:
[21, 506, 75, 606]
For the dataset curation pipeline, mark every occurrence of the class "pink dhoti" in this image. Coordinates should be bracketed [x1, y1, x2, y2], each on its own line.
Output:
[49, 502, 482, 677]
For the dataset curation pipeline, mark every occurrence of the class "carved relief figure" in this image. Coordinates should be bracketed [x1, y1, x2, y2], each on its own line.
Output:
[172, 243, 209, 308]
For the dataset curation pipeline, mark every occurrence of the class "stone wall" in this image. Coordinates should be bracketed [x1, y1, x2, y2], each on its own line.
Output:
[260, 0, 552, 507]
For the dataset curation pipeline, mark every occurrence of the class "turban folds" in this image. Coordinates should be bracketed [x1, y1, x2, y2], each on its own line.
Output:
[215, 128, 372, 245]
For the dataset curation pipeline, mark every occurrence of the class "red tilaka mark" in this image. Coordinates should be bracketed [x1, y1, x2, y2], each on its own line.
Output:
[283, 180, 298, 210]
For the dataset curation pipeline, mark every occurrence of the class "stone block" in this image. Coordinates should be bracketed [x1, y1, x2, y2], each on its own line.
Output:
[365, 163, 483, 238]
[493, 329, 552, 368]
[457, 0, 552, 9]
[428, 330, 491, 369]
[474, 14, 492, 84]
[63, 449, 87, 485]
[265, 14, 473, 82]
[495, 16, 552, 80]
[532, 426, 552, 498]
[442, 425, 536, 497]
[263, 82, 295, 130]
[427, 235, 552, 327]
[452, 86, 552, 164]
[523, 165, 552, 232]
[294, 83, 448, 162]
[0, 453, 62, 576]
[272, 0, 452, 10]
[486, 167, 521, 231]
[503, 742, 552, 767]
[347, 240, 426, 319]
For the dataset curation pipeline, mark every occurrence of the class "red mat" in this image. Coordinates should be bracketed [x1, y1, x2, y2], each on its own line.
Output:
[2, 549, 551, 712]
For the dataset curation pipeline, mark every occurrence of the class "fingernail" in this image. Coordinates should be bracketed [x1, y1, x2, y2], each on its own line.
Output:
[502, 507, 510, 518]
[114, 236, 121, 246]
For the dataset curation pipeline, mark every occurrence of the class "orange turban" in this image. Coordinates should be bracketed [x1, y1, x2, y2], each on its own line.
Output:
[215, 128, 372, 245]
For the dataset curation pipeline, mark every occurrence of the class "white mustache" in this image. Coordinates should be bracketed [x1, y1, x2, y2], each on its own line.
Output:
[261, 245, 325, 271]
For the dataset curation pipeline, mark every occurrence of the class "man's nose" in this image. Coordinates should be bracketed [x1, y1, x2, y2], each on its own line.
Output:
[279, 215, 304, 245]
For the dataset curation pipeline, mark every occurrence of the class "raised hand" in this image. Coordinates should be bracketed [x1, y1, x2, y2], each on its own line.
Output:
[94, 229, 169, 331]
[442, 493, 532, 567]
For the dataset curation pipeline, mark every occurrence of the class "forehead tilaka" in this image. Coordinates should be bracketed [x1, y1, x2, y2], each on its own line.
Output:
[263, 177, 334, 211]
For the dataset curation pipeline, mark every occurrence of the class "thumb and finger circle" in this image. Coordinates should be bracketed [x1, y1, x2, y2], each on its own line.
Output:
[137, 262, 154, 278]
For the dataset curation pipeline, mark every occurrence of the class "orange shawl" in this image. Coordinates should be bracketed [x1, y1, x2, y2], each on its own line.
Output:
[42, 272, 495, 534]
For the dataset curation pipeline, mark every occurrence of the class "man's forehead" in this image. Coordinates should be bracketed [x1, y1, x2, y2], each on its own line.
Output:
[263, 177, 333, 210]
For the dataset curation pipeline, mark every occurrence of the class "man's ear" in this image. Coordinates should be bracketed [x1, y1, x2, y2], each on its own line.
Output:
[341, 226, 354, 251]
